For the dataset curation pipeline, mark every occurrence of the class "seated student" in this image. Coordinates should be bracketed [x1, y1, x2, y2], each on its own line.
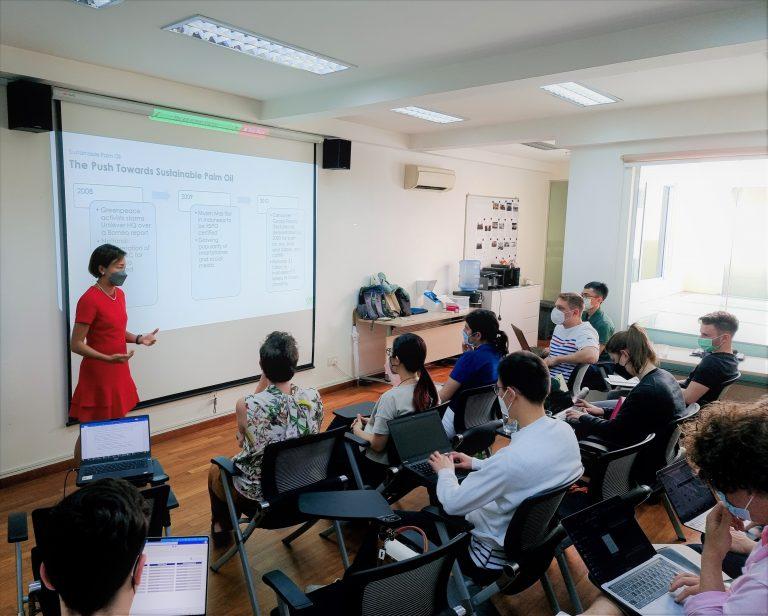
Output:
[566, 324, 686, 484]
[440, 309, 508, 439]
[428, 352, 582, 583]
[40, 478, 150, 616]
[350, 333, 438, 485]
[208, 331, 323, 546]
[582, 281, 615, 358]
[544, 292, 600, 389]
[670, 397, 768, 613]
[680, 311, 740, 406]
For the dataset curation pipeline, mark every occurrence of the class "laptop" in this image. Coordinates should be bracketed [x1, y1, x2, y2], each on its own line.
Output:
[510, 324, 545, 357]
[77, 415, 154, 486]
[657, 459, 716, 533]
[388, 410, 470, 483]
[562, 496, 694, 615]
[131, 536, 209, 615]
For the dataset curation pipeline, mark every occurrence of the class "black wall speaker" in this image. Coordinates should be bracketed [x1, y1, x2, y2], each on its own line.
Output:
[7, 80, 54, 133]
[322, 138, 351, 169]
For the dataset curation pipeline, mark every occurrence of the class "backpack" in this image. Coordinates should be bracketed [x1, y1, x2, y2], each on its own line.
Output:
[356, 284, 396, 320]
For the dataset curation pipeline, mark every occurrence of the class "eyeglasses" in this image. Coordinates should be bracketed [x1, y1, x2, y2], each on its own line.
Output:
[385, 348, 392, 357]
[493, 384, 503, 397]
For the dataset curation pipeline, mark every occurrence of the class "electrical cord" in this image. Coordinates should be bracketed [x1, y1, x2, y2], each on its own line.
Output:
[63, 467, 78, 498]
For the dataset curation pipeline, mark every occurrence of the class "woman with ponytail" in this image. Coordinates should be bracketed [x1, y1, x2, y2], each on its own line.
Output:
[351, 333, 438, 484]
[565, 323, 686, 483]
[440, 309, 508, 439]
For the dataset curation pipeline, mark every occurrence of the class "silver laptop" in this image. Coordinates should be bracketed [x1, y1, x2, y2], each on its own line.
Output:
[131, 536, 209, 615]
[657, 459, 716, 533]
[77, 415, 153, 486]
[563, 496, 695, 615]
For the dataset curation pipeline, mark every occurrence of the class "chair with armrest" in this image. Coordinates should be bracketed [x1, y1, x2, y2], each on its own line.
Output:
[448, 385, 500, 456]
[713, 372, 741, 402]
[7, 483, 172, 616]
[262, 532, 472, 616]
[210, 427, 363, 616]
[452, 419, 504, 457]
[451, 476, 581, 615]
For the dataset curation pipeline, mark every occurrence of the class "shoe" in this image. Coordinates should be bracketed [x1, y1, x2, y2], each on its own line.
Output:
[211, 524, 233, 549]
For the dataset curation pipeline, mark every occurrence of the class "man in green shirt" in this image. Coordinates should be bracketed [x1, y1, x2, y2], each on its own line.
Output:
[582, 281, 615, 359]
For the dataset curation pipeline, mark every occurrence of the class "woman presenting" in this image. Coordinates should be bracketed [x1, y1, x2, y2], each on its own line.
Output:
[70, 244, 158, 422]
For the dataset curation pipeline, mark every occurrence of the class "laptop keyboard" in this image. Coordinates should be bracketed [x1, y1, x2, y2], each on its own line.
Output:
[90, 459, 147, 474]
[409, 460, 436, 478]
[609, 558, 683, 609]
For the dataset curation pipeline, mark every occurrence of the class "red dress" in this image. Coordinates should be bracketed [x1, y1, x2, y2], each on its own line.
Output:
[69, 286, 139, 422]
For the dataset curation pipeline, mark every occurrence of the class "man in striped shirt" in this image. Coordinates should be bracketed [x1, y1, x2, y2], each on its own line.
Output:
[545, 292, 599, 386]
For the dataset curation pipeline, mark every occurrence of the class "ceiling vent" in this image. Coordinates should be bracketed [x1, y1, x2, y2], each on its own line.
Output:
[404, 165, 455, 191]
[522, 141, 562, 151]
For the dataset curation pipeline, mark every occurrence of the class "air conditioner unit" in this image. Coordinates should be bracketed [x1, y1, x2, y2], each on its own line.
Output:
[404, 164, 455, 191]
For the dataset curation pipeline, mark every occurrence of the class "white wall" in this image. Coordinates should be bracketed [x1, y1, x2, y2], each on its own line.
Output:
[0, 73, 555, 476]
[561, 131, 768, 328]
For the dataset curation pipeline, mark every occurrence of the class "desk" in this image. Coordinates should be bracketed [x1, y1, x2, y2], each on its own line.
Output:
[354, 309, 473, 382]
[298, 490, 397, 523]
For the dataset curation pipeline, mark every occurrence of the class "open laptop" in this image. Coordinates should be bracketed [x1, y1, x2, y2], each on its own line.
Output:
[510, 324, 545, 357]
[131, 536, 209, 615]
[562, 496, 695, 615]
[388, 410, 470, 483]
[657, 459, 716, 533]
[77, 415, 154, 486]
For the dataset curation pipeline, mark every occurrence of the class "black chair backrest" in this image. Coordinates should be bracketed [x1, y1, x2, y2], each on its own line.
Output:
[712, 372, 741, 402]
[140, 483, 171, 537]
[261, 427, 348, 499]
[664, 404, 700, 466]
[343, 532, 470, 616]
[504, 478, 578, 558]
[588, 433, 655, 502]
[452, 385, 499, 432]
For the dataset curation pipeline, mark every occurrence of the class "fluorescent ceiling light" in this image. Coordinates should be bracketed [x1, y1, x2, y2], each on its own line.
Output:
[71, 0, 124, 8]
[391, 106, 464, 124]
[163, 15, 353, 75]
[540, 82, 620, 107]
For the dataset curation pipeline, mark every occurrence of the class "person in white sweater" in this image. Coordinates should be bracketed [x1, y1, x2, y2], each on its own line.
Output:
[428, 351, 583, 583]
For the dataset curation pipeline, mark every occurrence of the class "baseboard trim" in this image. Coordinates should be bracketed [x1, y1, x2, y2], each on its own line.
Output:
[0, 377, 361, 488]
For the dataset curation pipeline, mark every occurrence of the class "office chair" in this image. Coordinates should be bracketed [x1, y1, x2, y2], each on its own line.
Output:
[210, 428, 364, 616]
[262, 532, 471, 616]
[7, 483, 171, 616]
[447, 476, 581, 615]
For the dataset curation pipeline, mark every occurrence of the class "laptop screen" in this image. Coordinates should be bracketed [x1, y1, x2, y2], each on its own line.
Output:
[131, 537, 209, 616]
[658, 460, 716, 522]
[562, 496, 656, 584]
[81, 415, 150, 462]
[388, 411, 451, 462]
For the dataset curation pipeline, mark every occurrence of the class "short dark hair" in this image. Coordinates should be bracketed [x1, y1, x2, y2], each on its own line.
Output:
[687, 397, 768, 494]
[88, 244, 126, 278]
[260, 331, 299, 383]
[557, 292, 584, 312]
[42, 479, 149, 616]
[497, 351, 551, 404]
[699, 311, 739, 335]
[584, 281, 609, 300]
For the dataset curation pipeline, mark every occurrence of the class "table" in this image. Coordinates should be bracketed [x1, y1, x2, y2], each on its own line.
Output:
[298, 490, 397, 523]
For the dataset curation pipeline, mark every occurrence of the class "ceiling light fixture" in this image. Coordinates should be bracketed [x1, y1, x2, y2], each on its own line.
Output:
[391, 106, 464, 124]
[522, 141, 561, 151]
[71, 0, 124, 8]
[163, 15, 353, 75]
[540, 82, 620, 107]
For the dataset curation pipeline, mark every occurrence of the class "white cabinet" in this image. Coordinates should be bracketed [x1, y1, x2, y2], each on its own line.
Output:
[481, 284, 542, 351]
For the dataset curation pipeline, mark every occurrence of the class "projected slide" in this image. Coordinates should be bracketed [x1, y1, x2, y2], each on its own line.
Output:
[61, 133, 314, 335]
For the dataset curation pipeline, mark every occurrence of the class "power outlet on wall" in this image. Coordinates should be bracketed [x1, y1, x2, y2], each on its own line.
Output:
[327, 356, 339, 367]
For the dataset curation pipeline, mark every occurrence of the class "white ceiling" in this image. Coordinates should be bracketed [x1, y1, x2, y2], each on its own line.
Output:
[1, 0, 765, 164]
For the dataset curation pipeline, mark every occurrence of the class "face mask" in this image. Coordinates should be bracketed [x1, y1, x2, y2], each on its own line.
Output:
[108, 270, 128, 286]
[550, 307, 565, 326]
[583, 298, 593, 311]
[612, 354, 634, 379]
[716, 490, 753, 522]
[463, 330, 476, 348]
[698, 335, 723, 352]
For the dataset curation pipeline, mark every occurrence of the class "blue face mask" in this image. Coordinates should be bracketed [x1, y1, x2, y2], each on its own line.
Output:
[462, 330, 475, 348]
[715, 490, 753, 521]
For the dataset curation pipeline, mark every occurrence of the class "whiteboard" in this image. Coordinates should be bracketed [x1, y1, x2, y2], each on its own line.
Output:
[463, 194, 519, 267]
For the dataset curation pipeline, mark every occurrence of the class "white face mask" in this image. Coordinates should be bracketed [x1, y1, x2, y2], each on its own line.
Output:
[550, 307, 566, 326]
[583, 298, 593, 311]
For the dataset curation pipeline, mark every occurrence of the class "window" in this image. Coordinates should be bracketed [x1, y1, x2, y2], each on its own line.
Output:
[627, 158, 768, 348]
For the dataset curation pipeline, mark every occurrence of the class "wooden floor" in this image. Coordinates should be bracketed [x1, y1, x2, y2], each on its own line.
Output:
[0, 365, 751, 616]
